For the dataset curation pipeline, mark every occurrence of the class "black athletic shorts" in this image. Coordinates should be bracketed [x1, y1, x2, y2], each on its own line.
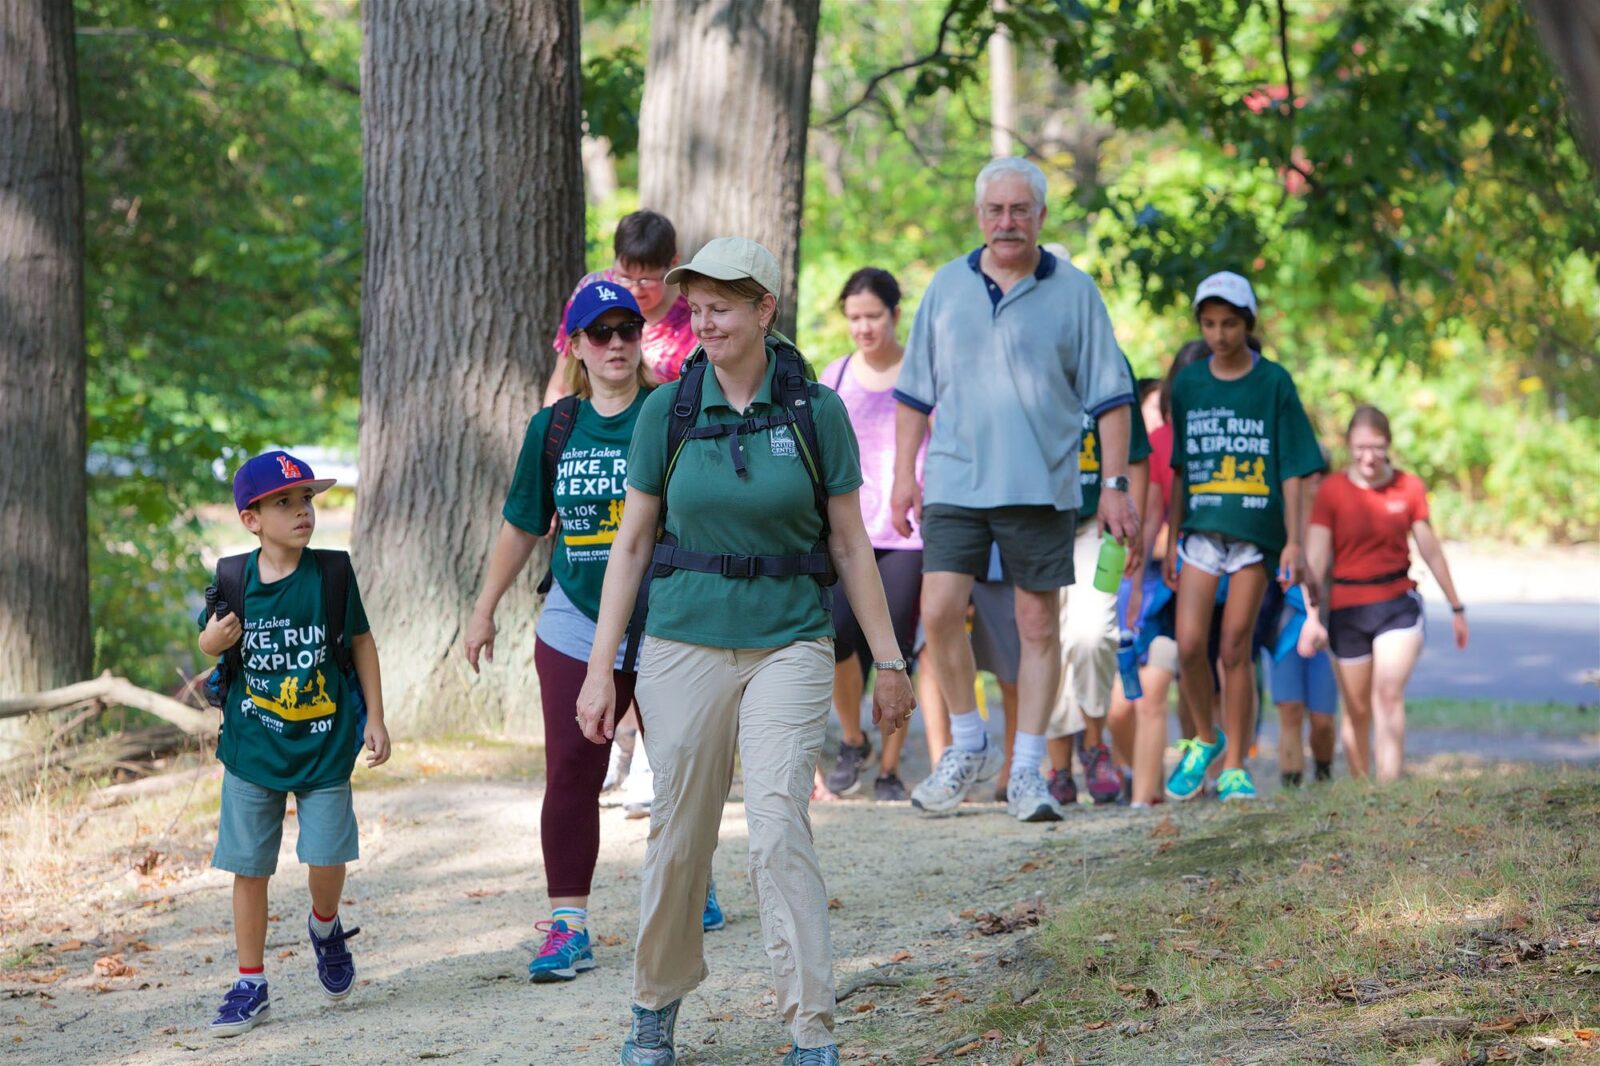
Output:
[1328, 590, 1424, 662]
[920, 504, 1076, 591]
[833, 548, 922, 676]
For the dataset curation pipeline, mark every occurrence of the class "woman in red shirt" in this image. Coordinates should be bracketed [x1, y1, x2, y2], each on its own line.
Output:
[1305, 406, 1469, 781]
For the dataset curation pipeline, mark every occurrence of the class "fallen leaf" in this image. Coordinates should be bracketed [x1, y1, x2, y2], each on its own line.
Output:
[276, 949, 296, 960]
[917, 1056, 938, 1066]
[1084, 1020, 1110, 1031]
[464, 889, 502, 899]
[890, 949, 913, 963]
[55, 940, 85, 953]
[853, 1002, 876, 1014]
[1020, 861, 1039, 873]
[135, 849, 163, 876]
[1148, 814, 1179, 839]
[1117, 1020, 1155, 1036]
[1296, 861, 1325, 876]
[828, 898, 844, 910]
[155, 1025, 177, 1036]
[959, 908, 976, 920]
[1574, 1029, 1594, 1041]
[952, 1040, 982, 1056]
[93, 954, 137, 978]
[595, 934, 624, 947]
[982, 1029, 1003, 1041]
[1502, 913, 1529, 931]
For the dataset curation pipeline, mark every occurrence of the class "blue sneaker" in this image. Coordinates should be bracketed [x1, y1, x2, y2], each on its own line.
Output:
[702, 878, 725, 933]
[620, 999, 680, 1065]
[528, 919, 595, 982]
[208, 978, 270, 1037]
[1217, 767, 1258, 802]
[784, 1045, 841, 1065]
[1165, 731, 1226, 801]
[307, 914, 361, 1001]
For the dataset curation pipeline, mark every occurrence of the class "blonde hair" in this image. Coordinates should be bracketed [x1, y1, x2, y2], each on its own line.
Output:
[563, 324, 651, 398]
[678, 273, 778, 334]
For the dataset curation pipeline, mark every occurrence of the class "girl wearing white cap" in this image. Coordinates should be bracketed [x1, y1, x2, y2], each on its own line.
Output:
[577, 238, 915, 1066]
[1161, 272, 1324, 803]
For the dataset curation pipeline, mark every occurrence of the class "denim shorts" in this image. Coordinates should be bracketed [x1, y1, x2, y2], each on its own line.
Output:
[1269, 650, 1338, 715]
[212, 770, 360, 877]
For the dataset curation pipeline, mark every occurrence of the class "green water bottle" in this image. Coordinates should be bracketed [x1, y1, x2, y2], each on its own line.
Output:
[1093, 535, 1127, 594]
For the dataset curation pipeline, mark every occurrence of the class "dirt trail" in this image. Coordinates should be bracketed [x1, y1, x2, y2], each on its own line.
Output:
[5, 734, 1596, 1065]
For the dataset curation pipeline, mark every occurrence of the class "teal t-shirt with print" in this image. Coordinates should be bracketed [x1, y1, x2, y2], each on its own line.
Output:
[1078, 356, 1153, 517]
[503, 391, 648, 621]
[201, 550, 371, 792]
[627, 352, 863, 649]
[1168, 355, 1323, 557]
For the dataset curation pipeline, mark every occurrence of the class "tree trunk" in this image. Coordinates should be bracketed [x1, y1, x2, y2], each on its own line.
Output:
[0, 0, 91, 759]
[989, 0, 1016, 158]
[356, 0, 585, 737]
[638, 0, 820, 338]
[1524, 0, 1600, 185]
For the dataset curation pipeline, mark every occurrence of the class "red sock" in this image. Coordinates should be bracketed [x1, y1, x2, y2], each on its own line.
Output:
[239, 965, 264, 979]
[312, 907, 337, 923]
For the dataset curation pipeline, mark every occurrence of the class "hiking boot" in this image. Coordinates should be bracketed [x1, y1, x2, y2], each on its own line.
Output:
[1165, 731, 1226, 802]
[702, 878, 725, 933]
[1314, 761, 1333, 783]
[873, 772, 907, 802]
[1084, 744, 1123, 805]
[620, 999, 681, 1065]
[529, 919, 595, 982]
[1217, 767, 1258, 802]
[1047, 768, 1078, 808]
[911, 742, 1003, 814]
[307, 914, 360, 1001]
[783, 1045, 842, 1065]
[826, 737, 873, 796]
[209, 978, 270, 1037]
[1281, 770, 1303, 789]
[1006, 766, 1066, 822]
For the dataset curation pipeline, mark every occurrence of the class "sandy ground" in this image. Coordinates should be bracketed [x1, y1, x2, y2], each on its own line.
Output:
[7, 718, 1598, 1066]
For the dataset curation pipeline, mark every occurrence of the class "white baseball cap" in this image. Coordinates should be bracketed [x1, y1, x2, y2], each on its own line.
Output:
[1191, 271, 1258, 320]
[664, 237, 781, 296]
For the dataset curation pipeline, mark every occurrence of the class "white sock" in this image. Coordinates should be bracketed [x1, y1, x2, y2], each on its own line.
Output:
[1011, 731, 1047, 776]
[237, 971, 266, 987]
[551, 906, 588, 933]
[309, 910, 337, 938]
[949, 709, 987, 753]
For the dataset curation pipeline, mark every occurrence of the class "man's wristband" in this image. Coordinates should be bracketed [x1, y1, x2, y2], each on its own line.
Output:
[1451, 604, 1466, 614]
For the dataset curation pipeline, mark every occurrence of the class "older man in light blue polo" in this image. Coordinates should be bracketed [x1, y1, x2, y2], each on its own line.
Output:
[890, 157, 1139, 823]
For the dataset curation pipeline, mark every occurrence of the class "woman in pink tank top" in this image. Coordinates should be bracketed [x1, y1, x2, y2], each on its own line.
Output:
[815, 269, 934, 802]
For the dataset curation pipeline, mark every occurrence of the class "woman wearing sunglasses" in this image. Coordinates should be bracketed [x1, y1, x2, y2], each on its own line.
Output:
[465, 279, 652, 983]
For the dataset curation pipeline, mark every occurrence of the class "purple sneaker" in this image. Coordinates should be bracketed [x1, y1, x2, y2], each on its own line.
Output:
[1085, 744, 1124, 805]
[1048, 768, 1078, 807]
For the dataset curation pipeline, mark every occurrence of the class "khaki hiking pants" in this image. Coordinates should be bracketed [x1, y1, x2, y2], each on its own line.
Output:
[1048, 521, 1121, 739]
[632, 636, 837, 1049]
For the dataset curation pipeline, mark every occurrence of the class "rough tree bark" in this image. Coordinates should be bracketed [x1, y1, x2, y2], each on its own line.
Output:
[0, 0, 91, 758]
[1524, 0, 1600, 185]
[638, 0, 820, 338]
[356, 0, 585, 737]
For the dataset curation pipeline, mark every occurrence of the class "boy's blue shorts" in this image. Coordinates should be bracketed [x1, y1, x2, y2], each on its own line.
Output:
[212, 770, 359, 877]
[1270, 650, 1338, 716]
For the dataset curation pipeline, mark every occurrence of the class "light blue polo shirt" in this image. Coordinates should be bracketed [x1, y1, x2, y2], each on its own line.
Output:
[895, 246, 1134, 511]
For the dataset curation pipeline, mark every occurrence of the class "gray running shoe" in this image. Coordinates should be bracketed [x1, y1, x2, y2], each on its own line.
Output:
[1006, 766, 1066, 822]
[620, 999, 680, 1065]
[826, 738, 873, 796]
[873, 772, 907, 802]
[911, 742, 1004, 814]
[783, 1045, 841, 1065]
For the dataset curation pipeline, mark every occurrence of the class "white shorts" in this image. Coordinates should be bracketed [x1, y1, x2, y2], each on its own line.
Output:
[1178, 532, 1265, 577]
[1145, 635, 1179, 677]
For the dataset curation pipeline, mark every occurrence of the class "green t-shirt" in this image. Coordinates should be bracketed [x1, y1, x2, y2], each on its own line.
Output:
[201, 550, 371, 792]
[627, 352, 863, 649]
[503, 392, 648, 621]
[1168, 355, 1323, 557]
[1077, 357, 1153, 517]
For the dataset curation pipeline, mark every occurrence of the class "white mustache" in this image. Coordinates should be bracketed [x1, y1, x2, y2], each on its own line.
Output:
[992, 230, 1026, 240]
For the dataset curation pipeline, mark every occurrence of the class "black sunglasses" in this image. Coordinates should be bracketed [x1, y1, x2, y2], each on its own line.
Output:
[581, 320, 643, 345]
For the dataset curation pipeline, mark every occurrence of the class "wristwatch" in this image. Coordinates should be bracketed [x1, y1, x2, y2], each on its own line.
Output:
[1103, 474, 1130, 492]
[873, 657, 909, 673]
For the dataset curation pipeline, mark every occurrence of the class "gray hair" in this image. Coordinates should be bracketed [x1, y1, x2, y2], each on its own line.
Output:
[974, 157, 1047, 212]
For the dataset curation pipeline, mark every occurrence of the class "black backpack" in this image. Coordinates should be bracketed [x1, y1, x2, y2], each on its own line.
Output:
[203, 550, 361, 716]
[621, 335, 836, 672]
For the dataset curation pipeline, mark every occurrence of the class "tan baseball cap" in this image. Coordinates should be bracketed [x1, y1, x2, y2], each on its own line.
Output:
[664, 237, 780, 295]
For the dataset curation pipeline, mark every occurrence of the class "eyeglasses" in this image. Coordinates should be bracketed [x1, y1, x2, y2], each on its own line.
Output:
[980, 203, 1039, 221]
[581, 321, 643, 345]
[614, 271, 666, 289]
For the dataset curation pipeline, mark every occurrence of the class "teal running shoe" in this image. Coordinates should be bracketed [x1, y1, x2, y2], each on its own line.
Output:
[528, 919, 594, 983]
[1217, 767, 1258, 802]
[1165, 731, 1226, 801]
[620, 999, 680, 1065]
[784, 1044, 841, 1065]
[702, 877, 725, 932]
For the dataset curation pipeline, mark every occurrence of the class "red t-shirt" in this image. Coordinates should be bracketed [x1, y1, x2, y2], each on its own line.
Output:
[1148, 423, 1174, 507]
[1310, 469, 1429, 610]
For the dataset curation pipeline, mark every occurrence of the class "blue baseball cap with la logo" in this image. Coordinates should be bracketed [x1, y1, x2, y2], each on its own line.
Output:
[565, 279, 644, 336]
[232, 450, 337, 511]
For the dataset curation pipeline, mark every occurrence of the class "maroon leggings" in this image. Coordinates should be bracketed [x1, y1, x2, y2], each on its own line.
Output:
[535, 638, 637, 898]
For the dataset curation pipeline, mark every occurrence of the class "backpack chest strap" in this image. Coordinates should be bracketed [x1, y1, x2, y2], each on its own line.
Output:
[683, 410, 798, 477]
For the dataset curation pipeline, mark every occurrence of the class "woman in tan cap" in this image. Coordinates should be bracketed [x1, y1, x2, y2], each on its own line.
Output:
[577, 237, 915, 1066]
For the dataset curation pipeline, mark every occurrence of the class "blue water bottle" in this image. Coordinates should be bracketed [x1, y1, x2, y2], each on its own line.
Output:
[1116, 628, 1143, 701]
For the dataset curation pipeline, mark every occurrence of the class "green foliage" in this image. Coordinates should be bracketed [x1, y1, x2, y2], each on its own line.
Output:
[77, 0, 363, 685]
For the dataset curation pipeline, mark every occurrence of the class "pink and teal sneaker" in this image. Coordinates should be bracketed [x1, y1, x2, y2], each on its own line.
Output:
[528, 919, 595, 983]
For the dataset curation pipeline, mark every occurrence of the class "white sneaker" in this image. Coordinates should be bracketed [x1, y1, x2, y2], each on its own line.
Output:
[1006, 767, 1066, 823]
[911, 742, 1003, 814]
[602, 727, 636, 793]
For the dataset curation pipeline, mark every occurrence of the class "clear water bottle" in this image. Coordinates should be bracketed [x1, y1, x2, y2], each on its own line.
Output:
[1116, 628, 1143, 701]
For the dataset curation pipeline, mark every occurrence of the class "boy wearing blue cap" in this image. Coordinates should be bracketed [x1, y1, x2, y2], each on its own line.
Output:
[197, 450, 389, 1037]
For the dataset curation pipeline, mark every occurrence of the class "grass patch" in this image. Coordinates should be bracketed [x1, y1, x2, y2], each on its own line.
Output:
[971, 769, 1600, 1064]
[1405, 698, 1599, 738]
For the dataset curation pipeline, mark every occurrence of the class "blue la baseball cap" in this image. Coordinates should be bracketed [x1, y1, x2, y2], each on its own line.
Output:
[232, 450, 336, 511]
[565, 279, 643, 336]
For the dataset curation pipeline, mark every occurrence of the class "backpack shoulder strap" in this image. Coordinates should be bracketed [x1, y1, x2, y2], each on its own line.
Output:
[661, 349, 709, 507]
[770, 340, 831, 539]
[313, 549, 355, 674]
[215, 553, 250, 678]
[536, 396, 581, 596]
